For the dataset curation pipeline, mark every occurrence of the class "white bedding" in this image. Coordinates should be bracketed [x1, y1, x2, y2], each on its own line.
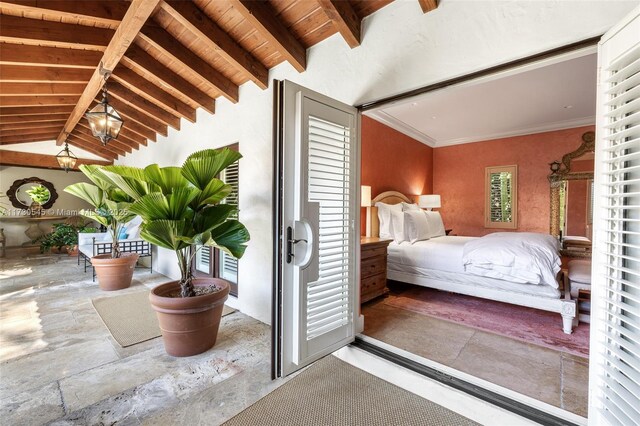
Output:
[462, 232, 561, 288]
[387, 234, 561, 292]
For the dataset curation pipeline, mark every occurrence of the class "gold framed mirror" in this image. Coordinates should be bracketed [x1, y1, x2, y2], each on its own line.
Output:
[548, 131, 595, 243]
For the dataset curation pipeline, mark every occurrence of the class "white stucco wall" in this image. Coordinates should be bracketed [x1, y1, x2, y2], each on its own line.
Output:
[117, 0, 637, 324]
[0, 166, 92, 246]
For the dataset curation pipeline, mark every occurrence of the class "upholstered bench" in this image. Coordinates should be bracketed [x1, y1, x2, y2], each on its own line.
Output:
[567, 259, 592, 298]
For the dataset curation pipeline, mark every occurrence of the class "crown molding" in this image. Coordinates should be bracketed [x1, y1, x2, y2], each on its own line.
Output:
[365, 110, 436, 147]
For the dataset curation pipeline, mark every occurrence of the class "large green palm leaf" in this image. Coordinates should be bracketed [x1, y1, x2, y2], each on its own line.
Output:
[194, 204, 235, 234]
[64, 183, 104, 209]
[101, 166, 160, 199]
[144, 165, 190, 194]
[181, 148, 242, 189]
[140, 219, 192, 251]
[192, 179, 231, 209]
[207, 220, 250, 259]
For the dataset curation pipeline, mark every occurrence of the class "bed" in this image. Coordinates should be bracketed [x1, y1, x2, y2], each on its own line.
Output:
[370, 191, 577, 334]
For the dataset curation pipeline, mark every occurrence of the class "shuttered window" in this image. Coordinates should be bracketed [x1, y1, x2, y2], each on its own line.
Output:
[218, 161, 239, 284]
[485, 165, 518, 229]
[306, 115, 351, 340]
[592, 17, 640, 425]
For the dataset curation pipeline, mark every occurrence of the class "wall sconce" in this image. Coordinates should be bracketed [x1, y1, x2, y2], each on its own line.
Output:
[361, 185, 372, 237]
[419, 194, 441, 211]
[549, 161, 562, 174]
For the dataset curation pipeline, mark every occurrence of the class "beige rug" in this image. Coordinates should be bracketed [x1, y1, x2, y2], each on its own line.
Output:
[92, 291, 237, 347]
[223, 356, 478, 426]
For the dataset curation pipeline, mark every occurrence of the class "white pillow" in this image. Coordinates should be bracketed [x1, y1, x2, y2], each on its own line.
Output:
[389, 209, 406, 243]
[424, 211, 446, 238]
[403, 210, 431, 244]
[375, 202, 402, 240]
[127, 224, 141, 240]
[401, 202, 421, 212]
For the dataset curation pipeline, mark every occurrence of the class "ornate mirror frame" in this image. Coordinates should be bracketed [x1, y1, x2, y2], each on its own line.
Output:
[6, 177, 58, 210]
[548, 131, 595, 238]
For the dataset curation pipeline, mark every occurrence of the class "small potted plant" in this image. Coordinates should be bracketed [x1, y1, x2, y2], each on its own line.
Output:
[25, 184, 50, 217]
[65, 166, 138, 291]
[101, 148, 250, 357]
[37, 222, 97, 255]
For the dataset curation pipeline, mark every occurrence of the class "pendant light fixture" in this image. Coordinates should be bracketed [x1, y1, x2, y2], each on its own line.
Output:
[56, 141, 78, 172]
[85, 70, 124, 145]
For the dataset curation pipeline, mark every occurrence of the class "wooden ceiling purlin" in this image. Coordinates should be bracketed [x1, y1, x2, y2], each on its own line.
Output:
[418, 0, 438, 14]
[0, 95, 80, 107]
[0, 106, 75, 116]
[0, 120, 67, 130]
[107, 81, 182, 129]
[229, 0, 307, 73]
[0, 125, 63, 138]
[55, 0, 162, 145]
[0, 149, 113, 170]
[159, 1, 269, 89]
[121, 46, 216, 113]
[0, 14, 113, 50]
[316, 0, 361, 48]
[138, 25, 239, 103]
[0, 44, 102, 69]
[111, 65, 196, 122]
[0, 132, 59, 144]
[0, 65, 93, 83]
[0, 1, 128, 28]
[0, 83, 86, 96]
[66, 138, 118, 161]
[67, 133, 122, 159]
[99, 96, 168, 137]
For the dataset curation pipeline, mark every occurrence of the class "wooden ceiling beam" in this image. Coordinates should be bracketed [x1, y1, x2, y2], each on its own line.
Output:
[56, 0, 161, 145]
[0, 119, 67, 130]
[0, 125, 63, 137]
[78, 120, 145, 148]
[0, 105, 74, 116]
[107, 82, 181, 129]
[66, 136, 118, 161]
[0, 15, 112, 50]
[0, 44, 101, 69]
[95, 97, 165, 139]
[228, 0, 306, 73]
[0, 132, 59, 144]
[0, 65, 92, 83]
[68, 132, 125, 157]
[138, 25, 238, 103]
[0, 95, 80, 107]
[159, 1, 268, 89]
[418, 0, 438, 14]
[111, 65, 196, 122]
[0, 1, 128, 27]
[121, 46, 215, 114]
[0, 83, 86, 96]
[73, 125, 135, 153]
[316, 0, 361, 48]
[0, 149, 113, 170]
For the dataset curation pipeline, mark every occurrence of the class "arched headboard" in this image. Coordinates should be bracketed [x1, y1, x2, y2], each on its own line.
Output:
[370, 191, 412, 238]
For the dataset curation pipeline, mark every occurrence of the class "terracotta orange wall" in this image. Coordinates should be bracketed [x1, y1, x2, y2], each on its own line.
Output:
[432, 126, 595, 237]
[361, 115, 433, 235]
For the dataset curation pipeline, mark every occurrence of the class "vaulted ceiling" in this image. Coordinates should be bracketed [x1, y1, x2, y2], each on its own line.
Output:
[0, 0, 437, 167]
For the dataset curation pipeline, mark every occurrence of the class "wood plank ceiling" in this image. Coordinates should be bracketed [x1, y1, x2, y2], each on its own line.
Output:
[0, 0, 437, 165]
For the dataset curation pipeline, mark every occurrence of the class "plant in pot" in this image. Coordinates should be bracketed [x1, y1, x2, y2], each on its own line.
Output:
[37, 222, 97, 255]
[100, 148, 250, 357]
[65, 166, 139, 291]
[25, 184, 49, 217]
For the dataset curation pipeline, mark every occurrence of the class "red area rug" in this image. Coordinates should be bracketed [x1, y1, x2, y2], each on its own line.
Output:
[384, 287, 589, 358]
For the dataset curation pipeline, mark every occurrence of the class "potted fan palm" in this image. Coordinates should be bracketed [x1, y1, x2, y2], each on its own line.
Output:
[100, 148, 249, 357]
[65, 166, 138, 291]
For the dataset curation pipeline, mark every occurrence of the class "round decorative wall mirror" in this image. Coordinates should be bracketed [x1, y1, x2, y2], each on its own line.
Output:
[7, 177, 58, 210]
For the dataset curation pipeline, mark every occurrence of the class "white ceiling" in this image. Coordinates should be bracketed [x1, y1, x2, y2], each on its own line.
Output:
[365, 49, 597, 147]
[0, 141, 106, 161]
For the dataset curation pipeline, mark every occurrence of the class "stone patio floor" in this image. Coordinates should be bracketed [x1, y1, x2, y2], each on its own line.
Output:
[0, 250, 285, 425]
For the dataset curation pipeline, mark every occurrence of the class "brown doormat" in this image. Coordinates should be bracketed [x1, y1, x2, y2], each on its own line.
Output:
[223, 356, 478, 426]
[92, 291, 237, 347]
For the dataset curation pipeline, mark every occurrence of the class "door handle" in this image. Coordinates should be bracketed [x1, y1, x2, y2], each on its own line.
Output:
[286, 227, 308, 264]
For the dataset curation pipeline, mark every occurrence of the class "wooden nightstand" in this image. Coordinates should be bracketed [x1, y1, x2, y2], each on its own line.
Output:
[360, 237, 392, 304]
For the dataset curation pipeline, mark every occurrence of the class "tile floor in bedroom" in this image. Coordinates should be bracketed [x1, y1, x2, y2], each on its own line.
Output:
[0, 249, 287, 425]
[361, 282, 590, 417]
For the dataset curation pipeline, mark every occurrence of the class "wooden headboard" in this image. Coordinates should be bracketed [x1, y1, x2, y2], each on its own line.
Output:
[370, 191, 412, 238]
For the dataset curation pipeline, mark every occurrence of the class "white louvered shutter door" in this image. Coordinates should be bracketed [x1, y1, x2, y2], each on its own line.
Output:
[590, 7, 640, 426]
[219, 162, 239, 283]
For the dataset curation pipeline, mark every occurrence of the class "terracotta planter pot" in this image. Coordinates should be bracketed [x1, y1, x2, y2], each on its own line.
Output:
[66, 245, 79, 256]
[149, 278, 230, 357]
[92, 253, 139, 291]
